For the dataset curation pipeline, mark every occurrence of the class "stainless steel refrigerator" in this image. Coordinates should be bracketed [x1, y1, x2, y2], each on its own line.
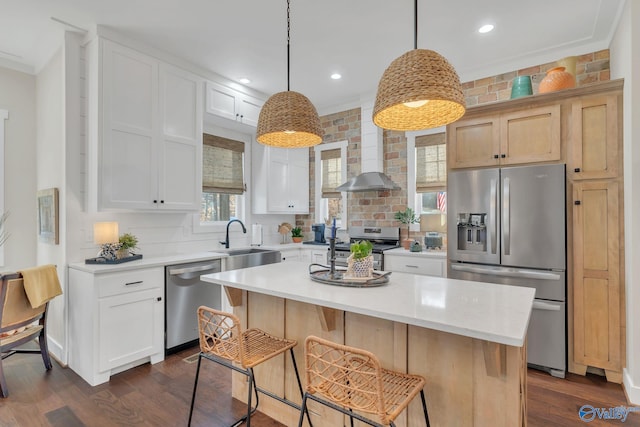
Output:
[447, 163, 566, 378]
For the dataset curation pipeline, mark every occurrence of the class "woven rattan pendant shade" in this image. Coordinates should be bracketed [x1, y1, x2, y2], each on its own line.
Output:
[257, 90, 322, 148]
[373, 48, 465, 131]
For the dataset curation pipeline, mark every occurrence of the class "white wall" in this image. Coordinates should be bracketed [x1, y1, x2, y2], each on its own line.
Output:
[610, 0, 640, 405]
[0, 67, 37, 270]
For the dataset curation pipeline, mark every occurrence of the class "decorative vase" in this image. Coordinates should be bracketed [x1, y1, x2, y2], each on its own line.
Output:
[510, 75, 533, 99]
[557, 56, 577, 79]
[292, 236, 303, 243]
[348, 255, 374, 278]
[538, 66, 576, 94]
[116, 248, 130, 259]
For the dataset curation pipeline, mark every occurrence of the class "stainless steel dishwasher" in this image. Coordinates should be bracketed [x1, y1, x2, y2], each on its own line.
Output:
[165, 259, 222, 354]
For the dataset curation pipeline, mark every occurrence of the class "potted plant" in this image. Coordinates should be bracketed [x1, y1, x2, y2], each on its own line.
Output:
[291, 227, 304, 243]
[347, 240, 374, 277]
[117, 233, 139, 258]
[395, 207, 420, 250]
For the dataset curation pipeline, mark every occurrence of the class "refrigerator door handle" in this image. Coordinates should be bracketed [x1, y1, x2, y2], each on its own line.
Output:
[503, 177, 511, 255]
[450, 264, 562, 281]
[490, 178, 497, 254]
[532, 300, 562, 311]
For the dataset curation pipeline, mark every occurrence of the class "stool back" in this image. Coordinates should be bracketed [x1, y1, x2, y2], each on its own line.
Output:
[304, 335, 387, 421]
[197, 306, 244, 364]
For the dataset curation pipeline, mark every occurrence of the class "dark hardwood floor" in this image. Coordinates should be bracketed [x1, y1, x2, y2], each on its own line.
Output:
[0, 345, 638, 426]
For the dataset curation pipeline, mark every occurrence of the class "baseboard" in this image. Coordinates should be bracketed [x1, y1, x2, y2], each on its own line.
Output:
[623, 368, 640, 405]
[47, 336, 68, 367]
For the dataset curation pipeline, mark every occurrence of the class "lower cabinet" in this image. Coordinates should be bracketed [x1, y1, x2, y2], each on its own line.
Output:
[69, 266, 165, 386]
[280, 248, 303, 262]
[384, 253, 446, 277]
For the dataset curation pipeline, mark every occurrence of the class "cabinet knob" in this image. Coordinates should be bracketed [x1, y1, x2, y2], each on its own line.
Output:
[160, 200, 164, 204]
[494, 154, 499, 159]
[153, 200, 157, 203]
[574, 168, 581, 173]
[501, 154, 506, 158]
[574, 200, 581, 205]
[157, 297, 162, 302]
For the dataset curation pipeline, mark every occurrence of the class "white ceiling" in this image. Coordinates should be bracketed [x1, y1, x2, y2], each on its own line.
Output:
[0, 0, 625, 114]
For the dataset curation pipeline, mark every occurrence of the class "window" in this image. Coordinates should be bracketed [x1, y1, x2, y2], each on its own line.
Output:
[314, 141, 347, 227]
[201, 133, 245, 223]
[407, 129, 447, 234]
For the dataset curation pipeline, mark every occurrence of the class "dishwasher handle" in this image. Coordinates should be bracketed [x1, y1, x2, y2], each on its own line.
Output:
[168, 262, 221, 280]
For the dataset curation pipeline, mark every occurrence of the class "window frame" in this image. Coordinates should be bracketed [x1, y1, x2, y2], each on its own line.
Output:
[314, 140, 348, 229]
[193, 125, 251, 234]
[406, 127, 446, 233]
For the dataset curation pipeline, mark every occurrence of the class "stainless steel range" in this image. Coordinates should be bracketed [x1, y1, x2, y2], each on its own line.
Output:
[329, 226, 400, 270]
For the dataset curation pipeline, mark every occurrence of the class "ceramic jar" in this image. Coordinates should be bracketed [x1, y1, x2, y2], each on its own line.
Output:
[539, 66, 576, 94]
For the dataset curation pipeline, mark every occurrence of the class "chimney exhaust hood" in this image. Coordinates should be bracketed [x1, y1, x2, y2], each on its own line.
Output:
[336, 103, 400, 192]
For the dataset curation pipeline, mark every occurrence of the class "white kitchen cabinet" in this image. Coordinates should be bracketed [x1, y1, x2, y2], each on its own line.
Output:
[93, 39, 203, 211]
[384, 253, 446, 277]
[280, 248, 303, 262]
[252, 142, 310, 214]
[205, 80, 264, 127]
[68, 266, 165, 386]
[308, 248, 329, 264]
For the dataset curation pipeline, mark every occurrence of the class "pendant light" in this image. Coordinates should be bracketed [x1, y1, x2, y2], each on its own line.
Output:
[373, 0, 466, 131]
[257, 0, 323, 148]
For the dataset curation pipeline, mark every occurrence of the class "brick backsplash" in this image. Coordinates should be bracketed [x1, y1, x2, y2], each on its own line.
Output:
[297, 50, 611, 238]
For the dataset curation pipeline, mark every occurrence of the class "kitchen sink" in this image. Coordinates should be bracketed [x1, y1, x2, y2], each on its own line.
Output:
[223, 248, 282, 271]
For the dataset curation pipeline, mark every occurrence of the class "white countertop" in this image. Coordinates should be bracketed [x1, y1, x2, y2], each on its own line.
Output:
[201, 261, 534, 347]
[384, 247, 447, 258]
[68, 251, 228, 274]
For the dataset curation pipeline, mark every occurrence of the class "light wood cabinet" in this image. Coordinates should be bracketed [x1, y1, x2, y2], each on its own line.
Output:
[569, 95, 619, 180]
[94, 39, 203, 211]
[68, 266, 165, 386]
[571, 180, 622, 382]
[448, 104, 560, 169]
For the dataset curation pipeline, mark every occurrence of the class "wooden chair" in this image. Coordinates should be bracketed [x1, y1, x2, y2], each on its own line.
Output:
[188, 306, 312, 427]
[0, 272, 53, 398]
[298, 335, 430, 427]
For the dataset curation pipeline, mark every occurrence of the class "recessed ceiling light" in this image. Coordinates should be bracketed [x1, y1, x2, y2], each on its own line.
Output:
[239, 78, 251, 84]
[330, 73, 342, 80]
[478, 24, 494, 34]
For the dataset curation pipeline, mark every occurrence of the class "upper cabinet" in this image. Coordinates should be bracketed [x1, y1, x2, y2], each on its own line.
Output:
[448, 104, 560, 169]
[252, 142, 310, 214]
[569, 95, 620, 180]
[205, 81, 264, 127]
[92, 39, 203, 211]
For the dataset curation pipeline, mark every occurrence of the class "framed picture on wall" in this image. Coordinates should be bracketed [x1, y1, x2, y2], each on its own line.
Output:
[37, 188, 59, 245]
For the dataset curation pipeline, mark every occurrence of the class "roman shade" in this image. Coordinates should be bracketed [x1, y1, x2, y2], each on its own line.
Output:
[321, 149, 342, 198]
[415, 132, 446, 192]
[203, 133, 245, 194]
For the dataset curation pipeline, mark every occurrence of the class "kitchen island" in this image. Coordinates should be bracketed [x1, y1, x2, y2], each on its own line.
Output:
[201, 261, 534, 427]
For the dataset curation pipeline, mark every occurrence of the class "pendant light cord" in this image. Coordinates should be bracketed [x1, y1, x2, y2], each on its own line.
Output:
[414, 0, 418, 50]
[287, 0, 291, 91]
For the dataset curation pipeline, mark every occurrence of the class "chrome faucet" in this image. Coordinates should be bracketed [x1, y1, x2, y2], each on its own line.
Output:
[220, 219, 246, 249]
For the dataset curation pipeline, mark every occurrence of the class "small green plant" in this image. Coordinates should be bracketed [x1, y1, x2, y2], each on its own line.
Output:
[119, 233, 139, 251]
[395, 207, 420, 238]
[291, 227, 303, 238]
[350, 240, 373, 260]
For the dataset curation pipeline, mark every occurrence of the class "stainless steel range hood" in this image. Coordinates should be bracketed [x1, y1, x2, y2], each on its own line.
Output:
[336, 103, 400, 192]
[336, 172, 399, 192]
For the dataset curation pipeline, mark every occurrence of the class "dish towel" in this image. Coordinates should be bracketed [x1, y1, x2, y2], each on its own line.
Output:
[17, 264, 63, 308]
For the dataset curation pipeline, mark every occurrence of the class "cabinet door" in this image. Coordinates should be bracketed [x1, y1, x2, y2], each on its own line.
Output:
[158, 64, 203, 210]
[573, 181, 621, 373]
[101, 40, 158, 210]
[205, 81, 239, 121]
[280, 249, 301, 262]
[569, 95, 619, 180]
[500, 104, 560, 165]
[447, 116, 500, 168]
[98, 288, 164, 372]
[287, 147, 310, 213]
[384, 255, 445, 277]
[267, 147, 292, 212]
[238, 93, 264, 127]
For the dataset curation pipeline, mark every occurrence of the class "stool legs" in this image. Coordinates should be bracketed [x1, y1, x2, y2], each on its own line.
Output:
[188, 353, 203, 427]
[420, 390, 430, 427]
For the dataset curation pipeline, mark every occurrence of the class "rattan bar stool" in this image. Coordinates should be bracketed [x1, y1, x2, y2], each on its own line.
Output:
[188, 306, 312, 427]
[298, 335, 430, 427]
